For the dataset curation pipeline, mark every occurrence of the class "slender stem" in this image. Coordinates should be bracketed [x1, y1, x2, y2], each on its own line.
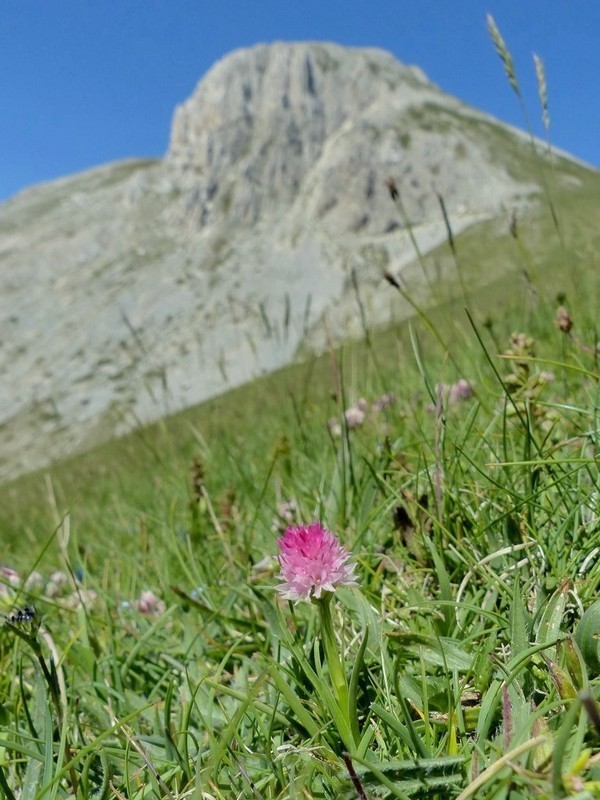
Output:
[318, 595, 349, 712]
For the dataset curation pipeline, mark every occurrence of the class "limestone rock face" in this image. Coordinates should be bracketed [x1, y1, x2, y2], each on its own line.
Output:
[0, 42, 578, 479]
[165, 42, 528, 236]
[167, 43, 431, 227]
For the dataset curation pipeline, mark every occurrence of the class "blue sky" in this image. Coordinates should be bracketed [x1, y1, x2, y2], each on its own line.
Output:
[1, 1, 598, 201]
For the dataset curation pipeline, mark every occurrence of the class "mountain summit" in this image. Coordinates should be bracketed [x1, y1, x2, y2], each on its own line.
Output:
[0, 42, 586, 479]
[166, 42, 529, 234]
[166, 43, 433, 228]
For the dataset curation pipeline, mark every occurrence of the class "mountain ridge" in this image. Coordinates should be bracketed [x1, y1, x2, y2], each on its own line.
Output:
[0, 41, 593, 481]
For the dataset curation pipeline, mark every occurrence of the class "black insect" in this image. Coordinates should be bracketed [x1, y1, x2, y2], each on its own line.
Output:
[6, 606, 36, 625]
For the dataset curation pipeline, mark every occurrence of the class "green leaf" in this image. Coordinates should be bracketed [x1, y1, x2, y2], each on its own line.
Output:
[22, 666, 49, 800]
[204, 671, 266, 781]
[0, 766, 17, 800]
[536, 579, 569, 645]
[370, 703, 419, 753]
[476, 639, 559, 746]
[551, 698, 582, 797]
[574, 599, 600, 674]
[427, 540, 454, 636]
[348, 626, 369, 746]
[346, 752, 466, 799]
[560, 636, 588, 690]
[510, 576, 531, 664]
[352, 754, 465, 779]
[543, 654, 577, 700]
[387, 632, 472, 672]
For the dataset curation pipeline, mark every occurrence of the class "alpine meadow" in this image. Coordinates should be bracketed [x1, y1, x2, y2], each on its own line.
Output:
[2, 16, 600, 800]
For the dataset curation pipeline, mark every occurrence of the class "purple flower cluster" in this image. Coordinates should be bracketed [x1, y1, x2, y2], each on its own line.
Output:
[428, 380, 475, 412]
[328, 393, 397, 436]
[1, 565, 165, 616]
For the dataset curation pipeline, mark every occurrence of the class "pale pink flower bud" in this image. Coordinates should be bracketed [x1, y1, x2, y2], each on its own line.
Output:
[327, 417, 342, 437]
[344, 407, 365, 429]
[137, 590, 166, 616]
[0, 567, 20, 587]
[449, 379, 474, 403]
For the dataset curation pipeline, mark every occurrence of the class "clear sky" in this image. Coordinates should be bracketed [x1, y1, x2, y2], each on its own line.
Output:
[1, 1, 598, 201]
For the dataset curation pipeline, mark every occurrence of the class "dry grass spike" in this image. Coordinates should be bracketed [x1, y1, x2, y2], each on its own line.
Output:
[486, 14, 521, 98]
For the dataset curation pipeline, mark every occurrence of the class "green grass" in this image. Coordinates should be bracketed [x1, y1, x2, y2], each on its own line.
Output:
[2, 27, 600, 799]
[2, 223, 600, 797]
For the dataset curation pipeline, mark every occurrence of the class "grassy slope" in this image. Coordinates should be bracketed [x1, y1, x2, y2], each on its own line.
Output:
[0, 156, 600, 796]
[1, 161, 598, 554]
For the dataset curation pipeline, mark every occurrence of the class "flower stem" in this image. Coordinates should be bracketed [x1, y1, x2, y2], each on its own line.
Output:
[318, 595, 349, 716]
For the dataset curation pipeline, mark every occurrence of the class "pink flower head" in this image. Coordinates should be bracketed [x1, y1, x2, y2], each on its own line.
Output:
[449, 379, 474, 403]
[0, 567, 20, 587]
[277, 522, 357, 602]
[137, 590, 166, 616]
[372, 392, 396, 412]
[344, 406, 366, 429]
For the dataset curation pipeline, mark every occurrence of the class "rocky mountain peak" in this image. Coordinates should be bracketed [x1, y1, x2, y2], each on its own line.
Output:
[1, 41, 583, 481]
[166, 42, 430, 226]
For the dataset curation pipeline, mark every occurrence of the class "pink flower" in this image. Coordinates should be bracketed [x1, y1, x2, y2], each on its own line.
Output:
[344, 407, 366, 429]
[277, 522, 357, 602]
[449, 379, 474, 403]
[372, 392, 396, 412]
[0, 567, 20, 587]
[137, 590, 166, 616]
[433, 380, 474, 409]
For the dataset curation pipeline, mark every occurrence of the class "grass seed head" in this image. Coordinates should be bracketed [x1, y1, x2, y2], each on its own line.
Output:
[533, 53, 550, 133]
[487, 14, 521, 97]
